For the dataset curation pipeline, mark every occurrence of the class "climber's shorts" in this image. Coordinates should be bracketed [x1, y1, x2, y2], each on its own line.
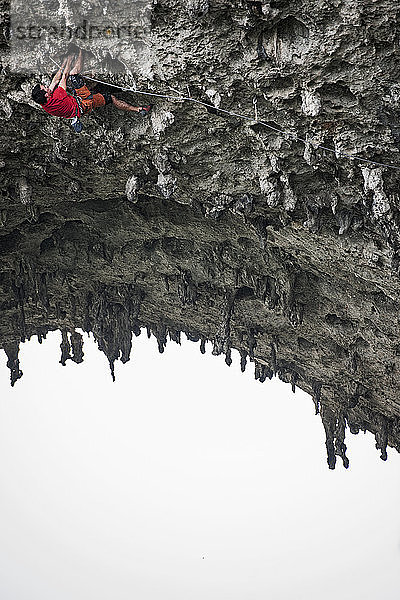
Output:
[68, 74, 112, 115]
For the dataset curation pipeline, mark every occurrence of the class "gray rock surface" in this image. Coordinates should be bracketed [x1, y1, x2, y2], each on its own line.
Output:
[1, 0, 400, 468]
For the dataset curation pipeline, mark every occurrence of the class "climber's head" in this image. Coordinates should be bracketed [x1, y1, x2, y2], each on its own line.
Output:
[31, 83, 50, 105]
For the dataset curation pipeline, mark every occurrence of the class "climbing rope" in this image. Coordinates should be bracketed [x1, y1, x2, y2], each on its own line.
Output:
[48, 56, 400, 172]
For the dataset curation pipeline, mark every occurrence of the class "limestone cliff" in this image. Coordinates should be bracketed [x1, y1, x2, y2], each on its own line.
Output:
[1, 0, 400, 468]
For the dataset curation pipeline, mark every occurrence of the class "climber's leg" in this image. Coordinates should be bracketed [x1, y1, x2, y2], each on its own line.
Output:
[111, 95, 152, 115]
[70, 49, 84, 75]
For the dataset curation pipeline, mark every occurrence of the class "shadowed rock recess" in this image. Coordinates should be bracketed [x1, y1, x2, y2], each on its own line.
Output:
[1, 0, 400, 468]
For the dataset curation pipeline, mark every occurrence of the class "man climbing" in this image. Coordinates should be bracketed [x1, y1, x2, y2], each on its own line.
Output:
[31, 50, 151, 132]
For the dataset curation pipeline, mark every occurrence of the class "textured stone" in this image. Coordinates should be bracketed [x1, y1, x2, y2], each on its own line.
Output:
[1, 0, 400, 468]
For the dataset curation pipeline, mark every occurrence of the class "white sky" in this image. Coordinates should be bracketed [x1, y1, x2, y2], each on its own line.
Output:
[0, 331, 399, 600]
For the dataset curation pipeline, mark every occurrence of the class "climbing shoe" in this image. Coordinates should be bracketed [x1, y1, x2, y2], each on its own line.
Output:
[71, 117, 83, 133]
[138, 105, 152, 116]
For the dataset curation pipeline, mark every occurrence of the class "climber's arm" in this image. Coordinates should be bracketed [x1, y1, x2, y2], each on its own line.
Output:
[48, 57, 67, 93]
[58, 55, 74, 91]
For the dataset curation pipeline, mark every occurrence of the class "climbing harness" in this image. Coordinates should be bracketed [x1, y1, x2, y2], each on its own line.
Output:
[48, 56, 400, 171]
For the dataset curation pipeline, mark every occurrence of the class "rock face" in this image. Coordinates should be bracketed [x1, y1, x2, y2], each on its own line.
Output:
[1, 0, 400, 468]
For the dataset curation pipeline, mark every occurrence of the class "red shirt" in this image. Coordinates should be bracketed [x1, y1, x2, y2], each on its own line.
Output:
[43, 86, 80, 118]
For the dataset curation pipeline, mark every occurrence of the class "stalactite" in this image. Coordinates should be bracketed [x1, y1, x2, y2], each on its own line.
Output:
[375, 416, 388, 461]
[270, 343, 277, 375]
[391, 417, 400, 453]
[312, 380, 322, 414]
[169, 329, 181, 344]
[254, 361, 273, 383]
[109, 360, 116, 383]
[225, 347, 232, 366]
[36, 328, 47, 344]
[349, 422, 360, 434]
[4, 342, 23, 387]
[320, 404, 337, 469]
[239, 349, 247, 372]
[212, 291, 235, 358]
[186, 332, 200, 342]
[277, 369, 290, 384]
[60, 328, 71, 366]
[320, 404, 349, 468]
[132, 323, 141, 337]
[248, 329, 256, 360]
[70, 331, 84, 364]
[12, 273, 27, 343]
[334, 411, 349, 469]
[85, 284, 146, 372]
[291, 371, 298, 393]
[212, 336, 224, 356]
[154, 324, 168, 353]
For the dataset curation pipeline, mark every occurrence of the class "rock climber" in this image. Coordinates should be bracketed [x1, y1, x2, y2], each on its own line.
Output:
[31, 50, 151, 132]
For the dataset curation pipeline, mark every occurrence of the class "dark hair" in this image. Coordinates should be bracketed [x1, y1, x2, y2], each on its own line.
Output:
[31, 84, 47, 105]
